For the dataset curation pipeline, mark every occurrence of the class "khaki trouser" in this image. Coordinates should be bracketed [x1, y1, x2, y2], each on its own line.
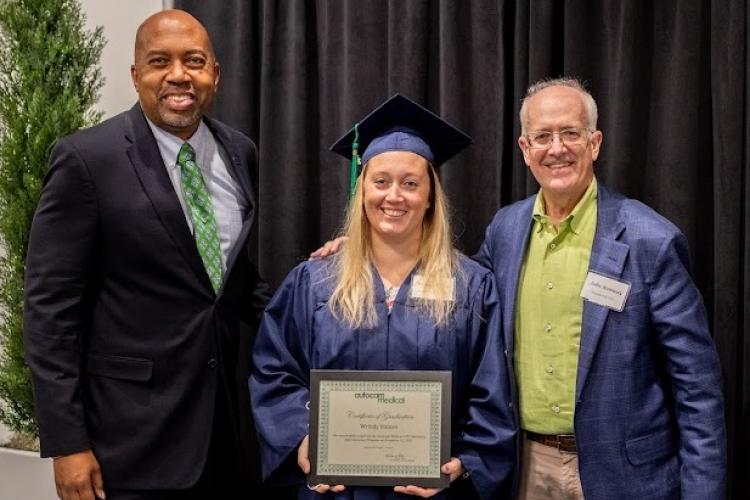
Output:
[517, 435, 585, 500]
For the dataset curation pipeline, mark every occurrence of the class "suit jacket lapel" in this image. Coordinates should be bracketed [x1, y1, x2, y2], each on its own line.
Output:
[124, 105, 214, 294]
[576, 184, 628, 401]
[203, 118, 256, 284]
[504, 197, 535, 353]
[204, 117, 254, 203]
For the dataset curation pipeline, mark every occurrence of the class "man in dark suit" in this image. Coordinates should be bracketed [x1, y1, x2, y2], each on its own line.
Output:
[24, 9, 271, 500]
[476, 77, 726, 499]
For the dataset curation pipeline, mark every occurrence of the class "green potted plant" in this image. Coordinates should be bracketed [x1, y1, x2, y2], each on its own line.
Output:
[0, 0, 103, 495]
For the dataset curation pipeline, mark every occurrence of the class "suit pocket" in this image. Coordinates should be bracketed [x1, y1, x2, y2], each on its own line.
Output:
[625, 427, 677, 465]
[86, 353, 153, 382]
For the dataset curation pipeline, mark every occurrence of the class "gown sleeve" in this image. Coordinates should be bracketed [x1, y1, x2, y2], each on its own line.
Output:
[250, 262, 314, 485]
[452, 270, 517, 500]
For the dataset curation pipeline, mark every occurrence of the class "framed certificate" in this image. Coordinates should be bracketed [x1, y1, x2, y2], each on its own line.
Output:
[308, 369, 451, 488]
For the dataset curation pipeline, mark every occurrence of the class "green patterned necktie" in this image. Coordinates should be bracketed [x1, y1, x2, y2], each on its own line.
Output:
[177, 142, 222, 293]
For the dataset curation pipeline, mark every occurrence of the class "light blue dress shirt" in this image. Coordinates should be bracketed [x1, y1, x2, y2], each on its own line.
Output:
[147, 118, 248, 273]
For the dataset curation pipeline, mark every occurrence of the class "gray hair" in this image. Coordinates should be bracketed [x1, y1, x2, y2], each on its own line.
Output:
[519, 77, 598, 134]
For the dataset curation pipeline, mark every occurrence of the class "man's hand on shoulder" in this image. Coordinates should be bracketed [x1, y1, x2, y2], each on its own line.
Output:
[309, 236, 348, 259]
[53, 449, 105, 500]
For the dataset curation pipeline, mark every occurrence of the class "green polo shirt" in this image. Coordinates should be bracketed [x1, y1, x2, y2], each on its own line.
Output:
[514, 179, 597, 434]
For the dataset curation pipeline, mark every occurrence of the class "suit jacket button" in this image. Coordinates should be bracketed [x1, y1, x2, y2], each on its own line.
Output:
[208, 358, 217, 369]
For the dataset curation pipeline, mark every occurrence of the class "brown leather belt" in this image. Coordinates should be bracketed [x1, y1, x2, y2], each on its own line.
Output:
[526, 431, 577, 453]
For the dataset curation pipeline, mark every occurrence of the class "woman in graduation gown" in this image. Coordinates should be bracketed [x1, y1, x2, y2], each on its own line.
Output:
[251, 95, 516, 500]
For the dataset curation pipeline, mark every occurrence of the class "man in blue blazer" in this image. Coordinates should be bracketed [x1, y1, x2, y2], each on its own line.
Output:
[23, 10, 278, 500]
[476, 77, 726, 499]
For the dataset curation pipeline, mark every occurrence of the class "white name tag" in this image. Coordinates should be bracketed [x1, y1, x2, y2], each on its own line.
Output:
[580, 271, 631, 312]
[410, 275, 455, 301]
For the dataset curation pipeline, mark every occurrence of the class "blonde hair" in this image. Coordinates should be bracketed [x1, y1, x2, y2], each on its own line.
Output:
[328, 160, 458, 328]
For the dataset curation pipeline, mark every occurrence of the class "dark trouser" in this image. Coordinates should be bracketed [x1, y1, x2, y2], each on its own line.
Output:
[107, 384, 240, 500]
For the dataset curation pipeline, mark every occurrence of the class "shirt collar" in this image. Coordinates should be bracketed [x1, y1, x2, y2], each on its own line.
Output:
[145, 118, 211, 169]
[532, 177, 598, 235]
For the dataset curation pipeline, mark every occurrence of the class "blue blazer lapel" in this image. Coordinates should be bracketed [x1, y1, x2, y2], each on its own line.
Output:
[576, 184, 628, 401]
[124, 105, 215, 295]
[503, 197, 535, 353]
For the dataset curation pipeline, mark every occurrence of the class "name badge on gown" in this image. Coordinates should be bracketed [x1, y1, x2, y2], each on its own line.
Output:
[410, 275, 455, 301]
[580, 271, 631, 312]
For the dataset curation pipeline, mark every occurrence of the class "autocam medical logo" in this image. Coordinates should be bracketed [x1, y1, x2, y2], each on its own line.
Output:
[354, 392, 406, 404]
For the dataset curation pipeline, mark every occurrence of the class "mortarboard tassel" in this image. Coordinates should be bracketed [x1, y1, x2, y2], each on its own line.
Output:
[349, 123, 361, 199]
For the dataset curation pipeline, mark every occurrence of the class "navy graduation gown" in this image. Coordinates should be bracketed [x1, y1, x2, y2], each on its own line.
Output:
[251, 255, 515, 500]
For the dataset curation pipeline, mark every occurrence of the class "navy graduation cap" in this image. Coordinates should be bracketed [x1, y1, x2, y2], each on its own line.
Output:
[330, 94, 473, 197]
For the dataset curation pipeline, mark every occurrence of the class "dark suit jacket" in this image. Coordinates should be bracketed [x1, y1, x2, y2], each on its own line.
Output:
[476, 183, 726, 500]
[23, 104, 270, 490]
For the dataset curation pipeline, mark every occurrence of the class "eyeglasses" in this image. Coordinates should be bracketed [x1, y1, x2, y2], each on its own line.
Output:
[525, 127, 591, 149]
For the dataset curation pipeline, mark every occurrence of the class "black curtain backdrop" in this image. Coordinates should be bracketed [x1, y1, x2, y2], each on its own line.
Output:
[175, 1, 748, 497]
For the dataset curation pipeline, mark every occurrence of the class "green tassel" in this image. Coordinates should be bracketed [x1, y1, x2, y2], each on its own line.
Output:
[349, 123, 361, 198]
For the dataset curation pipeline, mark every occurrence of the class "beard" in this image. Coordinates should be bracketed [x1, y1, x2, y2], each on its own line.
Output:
[157, 105, 202, 130]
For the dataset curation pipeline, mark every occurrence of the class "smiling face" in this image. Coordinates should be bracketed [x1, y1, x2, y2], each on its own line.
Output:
[518, 85, 602, 205]
[362, 151, 432, 245]
[130, 11, 220, 140]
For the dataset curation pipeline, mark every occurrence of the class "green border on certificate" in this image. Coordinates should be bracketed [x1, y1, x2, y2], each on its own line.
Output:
[309, 370, 451, 488]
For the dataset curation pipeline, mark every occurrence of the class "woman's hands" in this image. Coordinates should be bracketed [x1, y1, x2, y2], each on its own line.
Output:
[298, 434, 346, 494]
[393, 458, 464, 498]
[299, 434, 463, 497]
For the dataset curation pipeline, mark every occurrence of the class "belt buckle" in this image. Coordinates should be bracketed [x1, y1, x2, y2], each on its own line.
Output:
[556, 434, 575, 452]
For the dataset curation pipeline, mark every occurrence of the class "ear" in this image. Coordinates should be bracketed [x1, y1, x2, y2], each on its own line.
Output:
[590, 130, 603, 161]
[130, 64, 139, 92]
[213, 62, 221, 90]
[518, 135, 532, 166]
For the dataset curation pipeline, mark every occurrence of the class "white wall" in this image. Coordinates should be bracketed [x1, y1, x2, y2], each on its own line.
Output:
[0, 448, 57, 499]
[80, 0, 165, 118]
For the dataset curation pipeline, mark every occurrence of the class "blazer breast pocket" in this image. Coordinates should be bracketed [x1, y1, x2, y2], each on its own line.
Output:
[621, 287, 647, 311]
[86, 352, 153, 382]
